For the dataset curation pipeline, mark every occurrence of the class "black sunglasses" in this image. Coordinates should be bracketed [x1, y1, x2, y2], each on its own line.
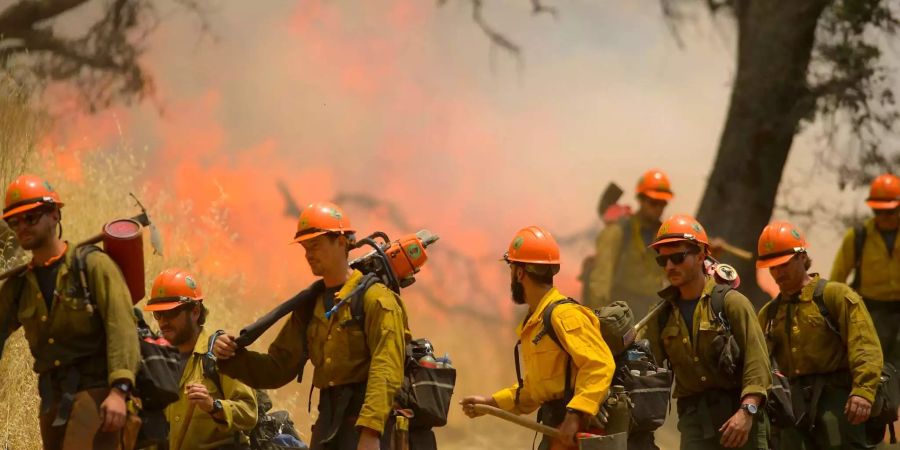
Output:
[151, 304, 193, 321]
[875, 209, 899, 216]
[655, 250, 699, 267]
[5, 209, 47, 229]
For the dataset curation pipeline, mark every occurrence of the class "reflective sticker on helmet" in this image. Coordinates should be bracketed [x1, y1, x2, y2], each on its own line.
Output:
[764, 240, 775, 252]
[299, 217, 309, 229]
[512, 236, 525, 250]
[791, 229, 801, 240]
[658, 222, 670, 236]
[157, 286, 166, 296]
[185, 276, 197, 290]
[692, 222, 703, 233]
[42, 180, 53, 192]
[9, 189, 20, 202]
[406, 243, 422, 260]
[327, 208, 342, 219]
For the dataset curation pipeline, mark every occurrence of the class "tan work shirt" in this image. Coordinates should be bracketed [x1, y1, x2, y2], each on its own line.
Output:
[166, 327, 258, 450]
[646, 277, 770, 400]
[0, 244, 139, 386]
[219, 269, 410, 433]
[758, 275, 883, 402]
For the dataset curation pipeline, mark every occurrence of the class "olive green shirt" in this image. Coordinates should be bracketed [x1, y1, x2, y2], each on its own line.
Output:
[218, 269, 410, 433]
[646, 277, 770, 400]
[758, 275, 883, 402]
[0, 244, 139, 385]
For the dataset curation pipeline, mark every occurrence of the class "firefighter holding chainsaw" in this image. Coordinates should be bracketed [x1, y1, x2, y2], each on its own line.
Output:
[0, 175, 140, 449]
[212, 202, 418, 450]
[644, 215, 770, 450]
[757, 221, 883, 449]
[586, 169, 672, 316]
[144, 268, 258, 449]
[461, 225, 616, 450]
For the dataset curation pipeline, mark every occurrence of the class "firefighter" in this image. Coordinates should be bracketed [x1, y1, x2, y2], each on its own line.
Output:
[461, 226, 616, 450]
[211, 202, 415, 450]
[586, 169, 671, 316]
[644, 215, 770, 450]
[758, 221, 882, 449]
[144, 268, 258, 449]
[0, 175, 140, 449]
[831, 174, 900, 375]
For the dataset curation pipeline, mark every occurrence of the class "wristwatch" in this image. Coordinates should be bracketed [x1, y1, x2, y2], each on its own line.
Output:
[210, 399, 224, 416]
[740, 403, 759, 416]
[111, 381, 132, 396]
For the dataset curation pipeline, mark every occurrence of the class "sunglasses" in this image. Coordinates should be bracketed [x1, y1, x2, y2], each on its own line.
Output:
[874, 209, 899, 216]
[655, 250, 699, 267]
[152, 304, 192, 321]
[5, 209, 46, 229]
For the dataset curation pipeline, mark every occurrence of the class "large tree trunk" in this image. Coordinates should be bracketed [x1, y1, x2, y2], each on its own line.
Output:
[696, 0, 829, 307]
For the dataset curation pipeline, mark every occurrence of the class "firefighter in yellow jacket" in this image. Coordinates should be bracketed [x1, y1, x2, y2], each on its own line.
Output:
[758, 221, 882, 449]
[143, 268, 258, 449]
[0, 175, 140, 450]
[831, 173, 900, 373]
[644, 215, 770, 450]
[586, 169, 671, 316]
[461, 226, 615, 450]
[212, 202, 412, 450]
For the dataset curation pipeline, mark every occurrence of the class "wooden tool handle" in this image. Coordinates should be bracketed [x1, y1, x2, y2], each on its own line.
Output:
[472, 404, 560, 438]
[720, 242, 753, 260]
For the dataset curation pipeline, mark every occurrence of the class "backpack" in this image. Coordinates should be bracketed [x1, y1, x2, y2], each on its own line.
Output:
[202, 331, 308, 450]
[536, 298, 672, 433]
[294, 273, 456, 431]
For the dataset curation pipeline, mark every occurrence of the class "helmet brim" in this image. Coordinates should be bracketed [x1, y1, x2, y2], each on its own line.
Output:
[867, 199, 900, 210]
[756, 254, 794, 269]
[1, 201, 63, 220]
[144, 301, 186, 312]
[642, 190, 673, 201]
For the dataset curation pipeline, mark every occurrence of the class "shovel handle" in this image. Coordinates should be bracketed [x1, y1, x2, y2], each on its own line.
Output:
[472, 404, 560, 438]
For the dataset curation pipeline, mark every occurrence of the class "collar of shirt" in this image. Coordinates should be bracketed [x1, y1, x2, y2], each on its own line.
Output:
[517, 287, 567, 337]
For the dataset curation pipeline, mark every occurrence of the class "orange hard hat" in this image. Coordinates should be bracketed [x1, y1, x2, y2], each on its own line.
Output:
[502, 225, 561, 265]
[866, 174, 900, 210]
[291, 201, 355, 243]
[144, 268, 203, 312]
[650, 214, 709, 248]
[3, 175, 64, 219]
[756, 221, 807, 269]
[636, 169, 674, 201]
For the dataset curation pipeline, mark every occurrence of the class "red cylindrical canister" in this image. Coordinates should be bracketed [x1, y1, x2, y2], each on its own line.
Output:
[102, 219, 146, 303]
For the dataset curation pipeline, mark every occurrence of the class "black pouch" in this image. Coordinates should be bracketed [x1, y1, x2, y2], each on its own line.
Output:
[397, 364, 456, 429]
[766, 366, 796, 427]
[868, 362, 900, 443]
[620, 364, 671, 432]
[134, 339, 181, 411]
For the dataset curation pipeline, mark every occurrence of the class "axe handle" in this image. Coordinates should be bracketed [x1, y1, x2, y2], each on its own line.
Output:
[719, 242, 753, 260]
[473, 404, 560, 438]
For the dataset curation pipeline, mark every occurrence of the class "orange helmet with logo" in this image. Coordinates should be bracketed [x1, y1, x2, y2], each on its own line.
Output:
[866, 174, 900, 210]
[3, 175, 64, 219]
[637, 169, 674, 201]
[756, 221, 807, 269]
[144, 268, 203, 312]
[650, 214, 709, 248]
[502, 225, 561, 265]
[291, 201, 355, 244]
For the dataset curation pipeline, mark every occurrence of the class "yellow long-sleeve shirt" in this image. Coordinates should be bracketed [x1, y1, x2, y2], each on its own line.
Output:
[166, 327, 258, 449]
[492, 288, 615, 416]
[218, 269, 410, 433]
[830, 218, 900, 301]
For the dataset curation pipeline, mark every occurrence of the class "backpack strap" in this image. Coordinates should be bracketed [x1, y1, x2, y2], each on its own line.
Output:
[72, 244, 103, 313]
[514, 298, 578, 406]
[708, 284, 733, 331]
[203, 330, 227, 395]
[810, 278, 841, 336]
[851, 224, 867, 291]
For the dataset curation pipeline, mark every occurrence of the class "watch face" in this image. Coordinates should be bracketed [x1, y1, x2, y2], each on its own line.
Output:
[745, 404, 758, 414]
